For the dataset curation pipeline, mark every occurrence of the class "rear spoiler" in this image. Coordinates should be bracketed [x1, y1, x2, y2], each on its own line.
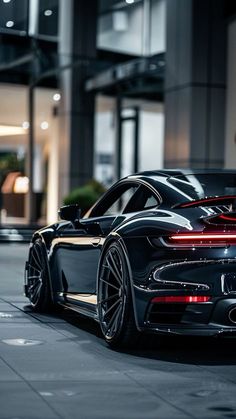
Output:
[203, 212, 236, 226]
[173, 195, 236, 209]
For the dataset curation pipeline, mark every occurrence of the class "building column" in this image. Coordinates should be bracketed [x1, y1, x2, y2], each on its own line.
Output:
[164, 0, 226, 169]
[47, 107, 59, 224]
[225, 19, 236, 169]
[58, 0, 97, 205]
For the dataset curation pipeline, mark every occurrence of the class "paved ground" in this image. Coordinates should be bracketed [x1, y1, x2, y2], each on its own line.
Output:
[0, 243, 236, 418]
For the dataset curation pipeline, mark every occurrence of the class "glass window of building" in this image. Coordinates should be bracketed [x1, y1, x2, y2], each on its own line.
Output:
[98, 0, 143, 56]
[38, 0, 58, 38]
[98, 0, 166, 56]
[29, 0, 58, 40]
[0, 0, 28, 35]
[150, 0, 166, 55]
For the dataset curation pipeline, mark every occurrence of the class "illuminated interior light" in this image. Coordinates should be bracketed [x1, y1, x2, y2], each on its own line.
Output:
[44, 9, 53, 16]
[40, 121, 49, 130]
[151, 296, 211, 304]
[13, 176, 29, 194]
[3, 0, 11, 3]
[125, 0, 134, 3]
[6, 20, 14, 28]
[53, 93, 61, 102]
[22, 121, 29, 130]
[0, 125, 25, 136]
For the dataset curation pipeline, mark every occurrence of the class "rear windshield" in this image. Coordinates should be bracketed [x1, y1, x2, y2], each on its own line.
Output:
[166, 173, 236, 204]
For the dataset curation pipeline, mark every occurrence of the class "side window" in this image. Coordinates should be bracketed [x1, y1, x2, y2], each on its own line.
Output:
[104, 186, 138, 216]
[123, 184, 159, 213]
[88, 183, 139, 218]
[144, 194, 158, 209]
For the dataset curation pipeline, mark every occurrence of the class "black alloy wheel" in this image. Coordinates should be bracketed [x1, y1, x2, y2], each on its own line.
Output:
[26, 238, 52, 312]
[98, 242, 139, 348]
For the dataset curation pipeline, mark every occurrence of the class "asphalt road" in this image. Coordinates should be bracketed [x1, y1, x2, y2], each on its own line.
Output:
[0, 243, 236, 419]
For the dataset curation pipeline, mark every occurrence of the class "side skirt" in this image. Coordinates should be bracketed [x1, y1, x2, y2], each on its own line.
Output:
[56, 293, 99, 321]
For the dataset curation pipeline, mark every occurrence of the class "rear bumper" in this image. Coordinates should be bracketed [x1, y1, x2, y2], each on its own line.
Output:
[142, 324, 236, 337]
[135, 292, 236, 336]
[137, 292, 236, 336]
[131, 257, 236, 335]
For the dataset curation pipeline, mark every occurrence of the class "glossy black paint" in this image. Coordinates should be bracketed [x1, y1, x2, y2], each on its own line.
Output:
[25, 170, 236, 338]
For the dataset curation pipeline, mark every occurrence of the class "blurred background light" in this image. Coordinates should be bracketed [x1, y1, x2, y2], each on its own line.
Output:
[13, 176, 29, 193]
[44, 9, 53, 17]
[40, 121, 49, 130]
[53, 93, 61, 102]
[22, 121, 29, 130]
[6, 20, 14, 28]
[0, 125, 25, 136]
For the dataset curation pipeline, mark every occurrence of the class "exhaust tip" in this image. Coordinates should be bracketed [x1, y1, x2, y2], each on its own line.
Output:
[228, 306, 236, 324]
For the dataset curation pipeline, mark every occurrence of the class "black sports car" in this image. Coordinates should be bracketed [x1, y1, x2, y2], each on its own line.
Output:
[24, 170, 236, 348]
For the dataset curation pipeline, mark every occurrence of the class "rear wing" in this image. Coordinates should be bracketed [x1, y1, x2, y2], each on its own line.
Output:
[173, 195, 236, 209]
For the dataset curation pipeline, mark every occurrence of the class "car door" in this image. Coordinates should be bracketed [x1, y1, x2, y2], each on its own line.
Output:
[53, 182, 141, 303]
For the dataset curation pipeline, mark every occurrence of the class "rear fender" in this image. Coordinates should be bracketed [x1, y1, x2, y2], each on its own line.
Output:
[97, 233, 142, 331]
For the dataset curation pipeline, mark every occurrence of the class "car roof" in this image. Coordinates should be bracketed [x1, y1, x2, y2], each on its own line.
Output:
[126, 168, 236, 181]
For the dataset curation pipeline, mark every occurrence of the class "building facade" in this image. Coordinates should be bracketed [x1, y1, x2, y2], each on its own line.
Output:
[0, 0, 234, 224]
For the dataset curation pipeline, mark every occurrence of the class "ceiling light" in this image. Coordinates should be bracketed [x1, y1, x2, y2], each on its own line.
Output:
[22, 121, 29, 130]
[3, 0, 11, 3]
[125, 0, 134, 4]
[14, 176, 29, 194]
[53, 93, 61, 102]
[40, 121, 49, 130]
[0, 125, 25, 136]
[44, 9, 53, 16]
[6, 20, 14, 28]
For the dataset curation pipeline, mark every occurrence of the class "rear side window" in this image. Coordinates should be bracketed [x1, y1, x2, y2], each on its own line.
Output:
[103, 186, 138, 216]
[88, 183, 139, 217]
[123, 184, 159, 213]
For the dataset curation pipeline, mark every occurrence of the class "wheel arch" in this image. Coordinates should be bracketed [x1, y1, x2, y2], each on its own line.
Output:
[28, 233, 55, 303]
[31, 229, 54, 251]
[97, 233, 141, 331]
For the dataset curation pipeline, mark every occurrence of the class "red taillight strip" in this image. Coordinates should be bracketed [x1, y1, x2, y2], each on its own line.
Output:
[170, 233, 236, 241]
[151, 296, 211, 303]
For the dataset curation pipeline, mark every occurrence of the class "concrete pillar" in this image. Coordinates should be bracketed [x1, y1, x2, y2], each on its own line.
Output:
[33, 145, 44, 193]
[58, 0, 97, 204]
[225, 20, 236, 168]
[47, 107, 59, 224]
[165, 0, 226, 169]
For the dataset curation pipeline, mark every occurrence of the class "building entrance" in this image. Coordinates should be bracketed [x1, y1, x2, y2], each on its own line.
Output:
[94, 94, 164, 187]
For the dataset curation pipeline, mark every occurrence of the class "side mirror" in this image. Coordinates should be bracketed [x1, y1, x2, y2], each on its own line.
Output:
[58, 204, 81, 222]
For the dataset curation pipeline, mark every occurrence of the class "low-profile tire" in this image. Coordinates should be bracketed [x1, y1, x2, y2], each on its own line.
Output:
[26, 238, 53, 312]
[98, 242, 139, 349]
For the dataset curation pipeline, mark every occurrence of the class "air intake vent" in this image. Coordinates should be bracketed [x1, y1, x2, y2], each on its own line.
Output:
[147, 303, 187, 324]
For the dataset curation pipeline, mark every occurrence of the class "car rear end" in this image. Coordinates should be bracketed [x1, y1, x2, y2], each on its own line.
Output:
[122, 171, 236, 337]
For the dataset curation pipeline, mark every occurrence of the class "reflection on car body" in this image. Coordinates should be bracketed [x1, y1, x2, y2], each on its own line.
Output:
[24, 169, 236, 348]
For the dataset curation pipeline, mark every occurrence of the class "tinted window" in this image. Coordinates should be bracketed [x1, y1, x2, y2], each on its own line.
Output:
[88, 182, 159, 218]
[144, 194, 158, 209]
[88, 183, 139, 217]
[165, 172, 236, 206]
[104, 186, 138, 216]
[123, 184, 159, 213]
